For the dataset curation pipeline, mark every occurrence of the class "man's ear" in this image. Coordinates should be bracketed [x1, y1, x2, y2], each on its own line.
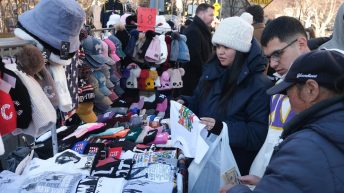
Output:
[304, 79, 320, 104]
[297, 36, 309, 52]
[197, 12, 204, 19]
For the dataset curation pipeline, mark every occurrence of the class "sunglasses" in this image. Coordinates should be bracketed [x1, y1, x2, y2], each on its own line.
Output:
[266, 39, 298, 62]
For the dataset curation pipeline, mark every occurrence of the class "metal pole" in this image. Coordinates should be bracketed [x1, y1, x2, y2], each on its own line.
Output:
[51, 124, 58, 155]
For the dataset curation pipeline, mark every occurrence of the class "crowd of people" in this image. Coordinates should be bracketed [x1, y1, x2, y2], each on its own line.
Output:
[177, 2, 344, 193]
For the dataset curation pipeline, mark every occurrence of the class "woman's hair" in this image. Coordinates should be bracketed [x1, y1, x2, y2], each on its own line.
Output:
[200, 51, 247, 111]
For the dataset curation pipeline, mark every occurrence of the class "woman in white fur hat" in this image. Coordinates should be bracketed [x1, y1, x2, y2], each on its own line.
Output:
[178, 12, 272, 175]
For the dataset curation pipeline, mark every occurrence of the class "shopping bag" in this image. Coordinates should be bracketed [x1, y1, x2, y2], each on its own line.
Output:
[188, 122, 240, 193]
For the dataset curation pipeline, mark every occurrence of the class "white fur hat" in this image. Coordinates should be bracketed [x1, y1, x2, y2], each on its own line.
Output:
[107, 14, 121, 28]
[212, 12, 254, 53]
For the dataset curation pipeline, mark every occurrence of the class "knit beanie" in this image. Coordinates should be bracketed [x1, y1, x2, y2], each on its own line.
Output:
[177, 35, 190, 62]
[139, 30, 156, 58]
[126, 66, 141, 89]
[125, 29, 139, 57]
[157, 69, 172, 90]
[0, 89, 17, 135]
[138, 69, 150, 90]
[145, 36, 161, 63]
[125, 127, 143, 142]
[2, 68, 32, 129]
[164, 35, 172, 65]
[78, 78, 95, 103]
[157, 35, 168, 65]
[170, 68, 185, 88]
[132, 33, 146, 63]
[212, 12, 254, 53]
[169, 32, 179, 61]
[115, 27, 130, 49]
[76, 102, 97, 123]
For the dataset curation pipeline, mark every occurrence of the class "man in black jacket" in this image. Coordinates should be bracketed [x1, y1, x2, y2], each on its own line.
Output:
[182, 3, 214, 96]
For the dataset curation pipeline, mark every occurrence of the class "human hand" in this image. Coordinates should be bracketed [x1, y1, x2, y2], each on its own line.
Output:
[200, 117, 216, 131]
[239, 175, 261, 185]
[219, 183, 235, 193]
[176, 99, 185, 104]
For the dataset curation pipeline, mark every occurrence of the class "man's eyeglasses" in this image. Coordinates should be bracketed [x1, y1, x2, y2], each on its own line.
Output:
[266, 39, 298, 62]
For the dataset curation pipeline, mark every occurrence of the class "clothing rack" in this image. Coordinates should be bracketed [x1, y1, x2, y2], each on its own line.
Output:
[91, 27, 116, 32]
[90, 25, 173, 32]
[0, 37, 59, 155]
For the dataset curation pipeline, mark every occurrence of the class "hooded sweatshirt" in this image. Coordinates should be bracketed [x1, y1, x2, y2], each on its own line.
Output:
[320, 3, 344, 50]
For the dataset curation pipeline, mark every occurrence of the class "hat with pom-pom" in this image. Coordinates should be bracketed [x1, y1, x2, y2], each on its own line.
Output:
[212, 12, 254, 53]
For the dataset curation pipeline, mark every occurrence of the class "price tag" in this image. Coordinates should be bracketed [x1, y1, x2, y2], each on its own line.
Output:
[137, 7, 157, 32]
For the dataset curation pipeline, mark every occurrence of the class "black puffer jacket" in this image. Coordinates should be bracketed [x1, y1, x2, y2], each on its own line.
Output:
[182, 16, 213, 96]
[182, 39, 272, 174]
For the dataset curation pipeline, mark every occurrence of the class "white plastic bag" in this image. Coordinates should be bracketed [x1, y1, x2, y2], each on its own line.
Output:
[188, 122, 240, 193]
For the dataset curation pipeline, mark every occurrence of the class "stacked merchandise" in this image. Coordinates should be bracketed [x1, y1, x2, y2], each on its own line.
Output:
[0, 104, 181, 193]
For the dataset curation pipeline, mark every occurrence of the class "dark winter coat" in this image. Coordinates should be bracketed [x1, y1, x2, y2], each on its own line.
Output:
[182, 39, 272, 175]
[229, 95, 344, 193]
[181, 16, 213, 96]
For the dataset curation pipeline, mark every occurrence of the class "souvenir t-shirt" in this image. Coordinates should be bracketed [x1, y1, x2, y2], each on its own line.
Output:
[0, 170, 25, 193]
[91, 158, 134, 179]
[20, 172, 82, 193]
[76, 176, 125, 193]
[132, 150, 177, 168]
[122, 180, 174, 193]
[129, 163, 174, 183]
[22, 149, 93, 176]
[170, 101, 208, 163]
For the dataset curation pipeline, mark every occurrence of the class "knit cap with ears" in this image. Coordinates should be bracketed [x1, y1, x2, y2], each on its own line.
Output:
[212, 12, 254, 53]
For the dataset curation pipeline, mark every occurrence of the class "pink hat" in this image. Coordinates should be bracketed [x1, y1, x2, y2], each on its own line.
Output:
[157, 69, 172, 90]
[101, 41, 116, 65]
[150, 132, 169, 144]
[145, 36, 161, 63]
[104, 38, 121, 62]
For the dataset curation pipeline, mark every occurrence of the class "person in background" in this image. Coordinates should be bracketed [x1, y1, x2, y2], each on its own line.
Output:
[319, 3, 344, 51]
[245, 5, 265, 44]
[221, 49, 344, 193]
[182, 3, 214, 96]
[237, 16, 311, 186]
[178, 13, 272, 175]
[180, 18, 193, 34]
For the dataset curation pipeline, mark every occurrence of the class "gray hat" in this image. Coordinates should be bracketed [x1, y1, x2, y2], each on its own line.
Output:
[18, 0, 85, 53]
[82, 36, 114, 68]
